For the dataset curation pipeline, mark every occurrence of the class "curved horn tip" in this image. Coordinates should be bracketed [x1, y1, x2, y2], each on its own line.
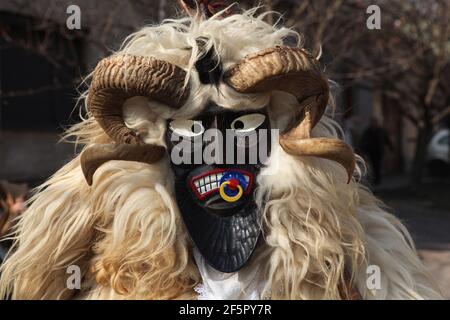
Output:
[280, 137, 356, 184]
[346, 160, 356, 184]
[80, 143, 166, 186]
[80, 151, 95, 186]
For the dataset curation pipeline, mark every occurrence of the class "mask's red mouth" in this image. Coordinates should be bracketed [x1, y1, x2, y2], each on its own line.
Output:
[189, 169, 253, 200]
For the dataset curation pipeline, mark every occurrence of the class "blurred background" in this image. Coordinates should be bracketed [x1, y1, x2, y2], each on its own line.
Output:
[0, 0, 449, 298]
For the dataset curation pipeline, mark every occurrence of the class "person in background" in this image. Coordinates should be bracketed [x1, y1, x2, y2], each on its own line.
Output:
[359, 118, 393, 185]
[0, 184, 13, 235]
[0, 184, 11, 263]
[0, 181, 28, 263]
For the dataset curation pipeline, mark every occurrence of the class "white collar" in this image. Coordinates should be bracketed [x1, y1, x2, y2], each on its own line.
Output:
[193, 247, 265, 300]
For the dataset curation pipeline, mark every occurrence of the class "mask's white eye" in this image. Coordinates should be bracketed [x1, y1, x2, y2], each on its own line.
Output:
[230, 113, 266, 133]
[169, 120, 204, 137]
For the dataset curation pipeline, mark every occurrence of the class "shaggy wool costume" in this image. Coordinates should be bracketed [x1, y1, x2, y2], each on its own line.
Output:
[0, 6, 442, 300]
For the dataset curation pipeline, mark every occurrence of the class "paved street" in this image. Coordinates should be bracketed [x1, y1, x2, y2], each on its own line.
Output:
[374, 177, 450, 299]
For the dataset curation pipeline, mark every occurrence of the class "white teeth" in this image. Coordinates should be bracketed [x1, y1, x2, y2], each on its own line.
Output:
[194, 172, 251, 196]
[194, 172, 225, 195]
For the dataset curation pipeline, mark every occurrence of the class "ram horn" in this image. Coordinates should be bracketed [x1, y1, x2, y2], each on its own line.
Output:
[224, 46, 355, 182]
[80, 54, 188, 185]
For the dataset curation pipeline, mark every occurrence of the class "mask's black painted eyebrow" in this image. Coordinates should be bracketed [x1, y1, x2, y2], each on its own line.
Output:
[200, 103, 227, 117]
[199, 102, 267, 118]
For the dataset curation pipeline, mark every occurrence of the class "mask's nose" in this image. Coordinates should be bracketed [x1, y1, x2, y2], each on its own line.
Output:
[202, 114, 226, 166]
[218, 171, 248, 202]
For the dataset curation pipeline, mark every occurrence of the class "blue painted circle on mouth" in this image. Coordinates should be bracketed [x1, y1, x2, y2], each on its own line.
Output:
[219, 171, 248, 196]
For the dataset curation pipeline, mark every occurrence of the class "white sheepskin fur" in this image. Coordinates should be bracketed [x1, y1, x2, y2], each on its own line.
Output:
[0, 7, 442, 300]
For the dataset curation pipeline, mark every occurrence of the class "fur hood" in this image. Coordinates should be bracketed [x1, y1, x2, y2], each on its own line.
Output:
[0, 7, 441, 300]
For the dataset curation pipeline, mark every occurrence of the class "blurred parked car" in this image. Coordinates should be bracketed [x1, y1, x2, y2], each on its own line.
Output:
[427, 129, 450, 177]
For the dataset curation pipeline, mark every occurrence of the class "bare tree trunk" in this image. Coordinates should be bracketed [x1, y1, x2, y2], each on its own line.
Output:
[447, 116, 450, 176]
[410, 121, 433, 185]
